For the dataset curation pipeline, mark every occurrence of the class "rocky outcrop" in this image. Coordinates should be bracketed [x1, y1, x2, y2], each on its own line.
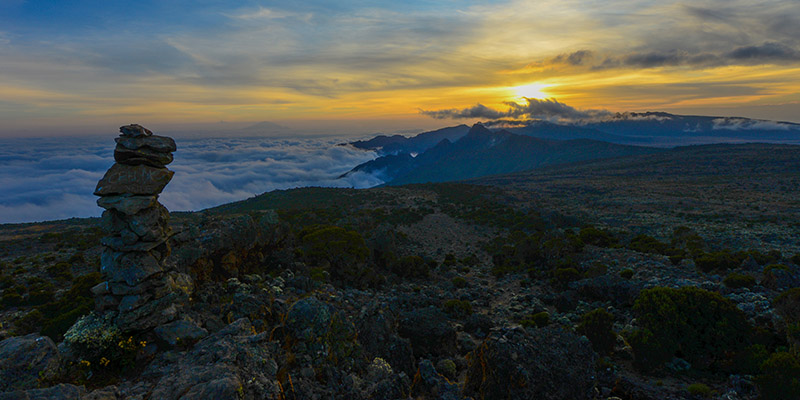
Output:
[94, 124, 187, 332]
[0, 334, 61, 392]
[463, 326, 597, 400]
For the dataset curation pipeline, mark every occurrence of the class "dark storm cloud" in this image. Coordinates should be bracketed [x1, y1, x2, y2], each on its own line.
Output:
[420, 104, 508, 120]
[0, 136, 382, 223]
[421, 98, 611, 123]
[727, 42, 800, 61]
[551, 50, 594, 66]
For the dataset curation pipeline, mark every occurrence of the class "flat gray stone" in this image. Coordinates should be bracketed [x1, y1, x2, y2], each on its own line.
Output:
[115, 135, 176, 153]
[94, 163, 174, 196]
[101, 236, 166, 252]
[97, 195, 158, 215]
[115, 145, 173, 167]
[154, 319, 209, 348]
[103, 250, 164, 286]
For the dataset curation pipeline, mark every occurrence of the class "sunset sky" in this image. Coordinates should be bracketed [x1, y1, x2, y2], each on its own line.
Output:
[1, 0, 799, 136]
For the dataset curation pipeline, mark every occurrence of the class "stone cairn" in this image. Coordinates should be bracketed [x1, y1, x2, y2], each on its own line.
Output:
[93, 124, 184, 332]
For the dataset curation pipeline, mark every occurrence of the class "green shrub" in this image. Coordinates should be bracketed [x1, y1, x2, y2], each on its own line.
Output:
[619, 269, 634, 279]
[764, 264, 790, 274]
[520, 312, 550, 328]
[629, 286, 752, 372]
[686, 383, 711, 398]
[584, 262, 608, 278]
[755, 352, 800, 400]
[300, 225, 369, 283]
[35, 272, 101, 340]
[460, 254, 480, 266]
[46, 261, 73, 280]
[442, 253, 457, 267]
[554, 267, 581, 285]
[1, 292, 23, 308]
[452, 276, 468, 288]
[629, 234, 668, 254]
[773, 288, 800, 324]
[442, 299, 473, 317]
[792, 253, 800, 266]
[723, 272, 756, 289]
[746, 249, 781, 266]
[694, 250, 745, 273]
[392, 255, 429, 279]
[578, 226, 618, 248]
[577, 308, 616, 355]
[63, 313, 143, 376]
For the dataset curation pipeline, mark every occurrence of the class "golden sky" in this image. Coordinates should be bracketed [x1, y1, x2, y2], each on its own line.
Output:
[1, 0, 799, 136]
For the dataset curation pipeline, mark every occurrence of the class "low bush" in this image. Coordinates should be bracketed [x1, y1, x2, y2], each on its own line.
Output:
[694, 250, 745, 273]
[723, 272, 756, 289]
[577, 308, 616, 355]
[755, 352, 800, 400]
[554, 267, 581, 285]
[619, 269, 634, 279]
[442, 299, 473, 317]
[451, 276, 468, 288]
[629, 234, 668, 255]
[686, 383, 711, 398]
[628, 286, 752, 372]
[578, 226, 619, 248]
[392, 255, 429, 279]
[520, 311, 550, 328]
[63, 313, 144, 377]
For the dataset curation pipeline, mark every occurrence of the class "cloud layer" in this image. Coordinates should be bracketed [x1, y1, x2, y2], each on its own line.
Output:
[0, 135, 381, 224]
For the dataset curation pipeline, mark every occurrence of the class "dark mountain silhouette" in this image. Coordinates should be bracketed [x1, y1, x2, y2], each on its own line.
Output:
[344, 124, 661, 185]
[349, 124, 470, 155]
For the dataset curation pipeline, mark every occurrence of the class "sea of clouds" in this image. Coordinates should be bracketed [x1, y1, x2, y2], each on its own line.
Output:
[0, 135, 382, 224]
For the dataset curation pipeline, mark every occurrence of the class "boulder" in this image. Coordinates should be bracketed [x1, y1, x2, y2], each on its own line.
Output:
[94, 163, 174, 196]
[147, 318, 280, 400]
[0, 383, 84, 400]
[154, 319, 209, 348]
[398, 306, 457, 358]
[0, 334, 61, 391]
[464, 326, 597, 400]
[285, 297, 333, 342]
[356, 304, 415, 375]
[412, 359, 462, 400]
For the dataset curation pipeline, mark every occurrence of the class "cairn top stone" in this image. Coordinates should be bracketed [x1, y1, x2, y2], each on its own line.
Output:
[120, 124, 153, 137]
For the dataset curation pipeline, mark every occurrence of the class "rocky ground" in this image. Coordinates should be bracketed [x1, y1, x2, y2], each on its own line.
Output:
[1, 145, 800, 399]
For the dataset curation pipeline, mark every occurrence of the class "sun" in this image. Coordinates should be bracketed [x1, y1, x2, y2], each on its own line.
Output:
[512, 82, 551, 99]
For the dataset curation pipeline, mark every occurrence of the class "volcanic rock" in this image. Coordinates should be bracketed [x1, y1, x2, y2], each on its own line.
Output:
[120, 124, 153, 137]
[0, 334, 61, 391]
[98, 195, 158, 216]
[94, 163, 174, 196]
[115, 135, 177, 153]
[114, 145, 174, 168]
[463, 326, 597, 400]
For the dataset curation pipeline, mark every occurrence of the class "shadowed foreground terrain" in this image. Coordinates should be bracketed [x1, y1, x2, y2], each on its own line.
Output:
[1, 143, 800, 399]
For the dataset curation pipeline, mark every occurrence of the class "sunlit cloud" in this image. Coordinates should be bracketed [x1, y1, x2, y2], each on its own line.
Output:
[0, 0, 799, 135]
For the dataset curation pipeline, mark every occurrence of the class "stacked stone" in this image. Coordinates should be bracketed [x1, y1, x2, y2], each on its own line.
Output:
[93, 124, 181, 331]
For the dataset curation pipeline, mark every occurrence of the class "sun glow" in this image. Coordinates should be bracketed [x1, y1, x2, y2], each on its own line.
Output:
[512, 83, 551, 99]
